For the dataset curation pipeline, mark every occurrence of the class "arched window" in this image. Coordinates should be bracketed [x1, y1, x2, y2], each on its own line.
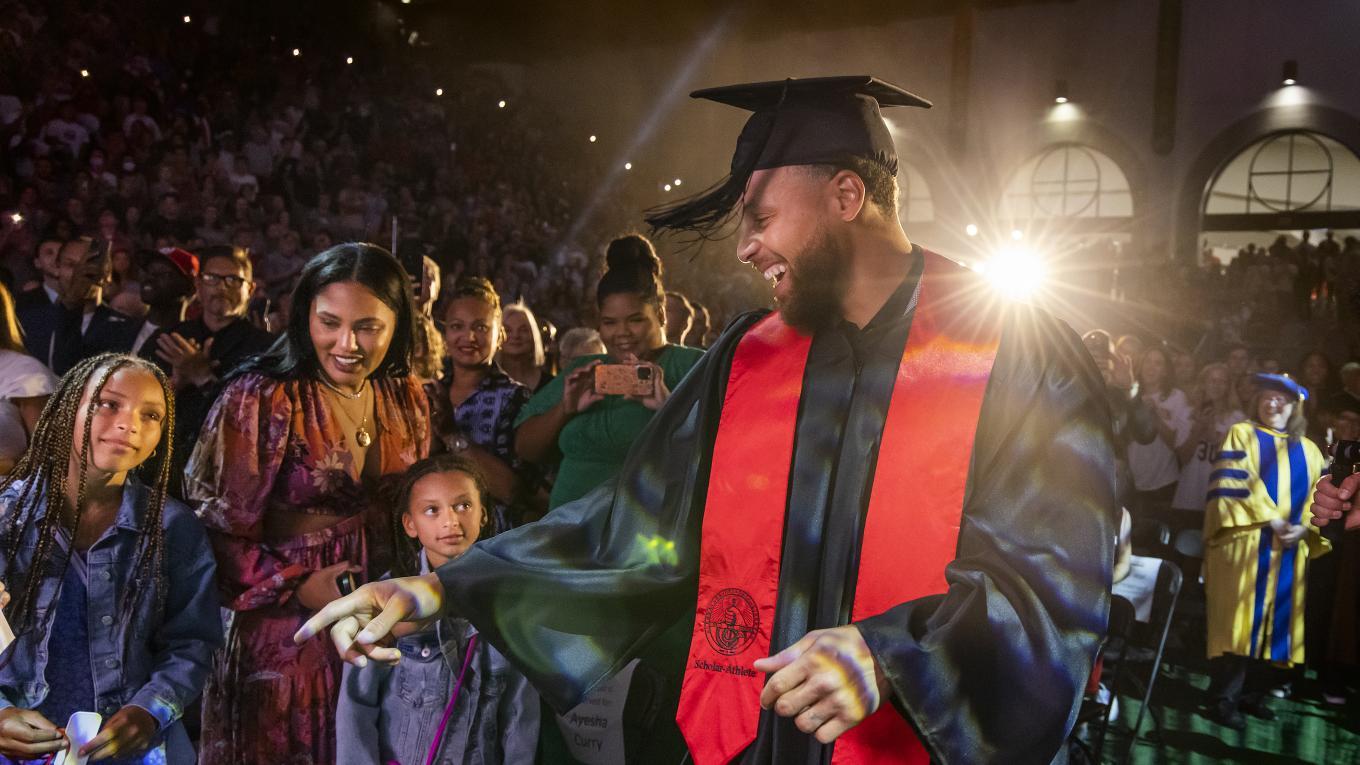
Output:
[898, 162, 934, 224]
[1203, 131, 1360, 216]
[1000, 144, 1134, 223]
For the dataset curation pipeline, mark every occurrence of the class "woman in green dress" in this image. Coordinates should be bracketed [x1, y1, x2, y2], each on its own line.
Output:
[515, 234, 704, 510]
[514, 233, 703, 764]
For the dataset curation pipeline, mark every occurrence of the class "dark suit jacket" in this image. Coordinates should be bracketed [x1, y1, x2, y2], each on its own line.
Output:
[50, 303, 145, 374]
[139, 316, 275, 498]
[14, 286, 58, 363]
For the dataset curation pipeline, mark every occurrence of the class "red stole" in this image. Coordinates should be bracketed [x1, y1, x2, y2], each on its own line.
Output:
[675, 251, 1002, 765]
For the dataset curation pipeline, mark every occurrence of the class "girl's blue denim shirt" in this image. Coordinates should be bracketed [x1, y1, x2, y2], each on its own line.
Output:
[0, 477, 223, 764]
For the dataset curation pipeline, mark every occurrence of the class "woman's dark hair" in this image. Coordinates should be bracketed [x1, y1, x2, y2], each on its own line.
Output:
[0, 354, 175, 635]
[1135, 346, 1174, 397]
[446, 276, 502, 320]
[238, 242, 417, 380]
[390, 454, 492, 578]
[596, 234, 664, 310]
[1296, 350, 1336, 398]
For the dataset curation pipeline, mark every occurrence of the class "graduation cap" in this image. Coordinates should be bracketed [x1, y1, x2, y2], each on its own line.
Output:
[645, 76, 931, 237]
[1253, 373, 1309, 401]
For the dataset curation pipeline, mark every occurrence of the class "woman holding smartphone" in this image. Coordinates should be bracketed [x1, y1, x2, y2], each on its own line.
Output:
[511, 235, 703, 764]
[514, 234, 703, 511]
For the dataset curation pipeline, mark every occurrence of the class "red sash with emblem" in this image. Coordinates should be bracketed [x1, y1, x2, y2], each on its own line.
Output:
[675, 251, 1002, 765]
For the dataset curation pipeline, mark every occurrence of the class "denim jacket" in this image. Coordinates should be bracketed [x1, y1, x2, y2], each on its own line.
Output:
[336, 604, 538, 764]
[0, 478, 223, 764]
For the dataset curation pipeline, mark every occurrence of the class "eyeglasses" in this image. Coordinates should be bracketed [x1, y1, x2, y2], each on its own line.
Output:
[200, 273, 247, 289]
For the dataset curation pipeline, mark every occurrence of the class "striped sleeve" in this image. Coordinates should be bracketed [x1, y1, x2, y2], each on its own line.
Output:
[1204, 422, 1272, 543]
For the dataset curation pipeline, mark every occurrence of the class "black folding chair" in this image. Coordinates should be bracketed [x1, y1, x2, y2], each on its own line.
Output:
[1122, 559, 1183, 761]
[1070, 595, 1137, 764]
[1130, 518, 1171, 557]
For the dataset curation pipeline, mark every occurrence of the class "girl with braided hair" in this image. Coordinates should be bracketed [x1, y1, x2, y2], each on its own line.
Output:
[0, 353, 222, 764]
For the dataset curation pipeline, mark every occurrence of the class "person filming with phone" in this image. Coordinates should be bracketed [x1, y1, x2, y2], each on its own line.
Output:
[513, 234, 703, 512]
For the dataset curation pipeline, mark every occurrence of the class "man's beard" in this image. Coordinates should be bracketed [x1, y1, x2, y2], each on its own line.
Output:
[780, 226, 850, 334]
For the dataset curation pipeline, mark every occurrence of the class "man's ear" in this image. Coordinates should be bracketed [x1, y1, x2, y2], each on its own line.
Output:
[830, 170, 867, 223]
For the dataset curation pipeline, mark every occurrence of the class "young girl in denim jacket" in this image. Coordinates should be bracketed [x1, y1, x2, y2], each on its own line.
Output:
[0, 353, 222, 764]
[337, 454, 538, 765]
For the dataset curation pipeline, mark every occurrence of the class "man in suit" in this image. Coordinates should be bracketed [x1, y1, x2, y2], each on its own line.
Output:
[48, 236, 143, 374]
[14, 235, 64, 362]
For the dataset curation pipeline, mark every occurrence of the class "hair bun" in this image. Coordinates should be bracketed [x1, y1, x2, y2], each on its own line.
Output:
[604, 234, 662, 278]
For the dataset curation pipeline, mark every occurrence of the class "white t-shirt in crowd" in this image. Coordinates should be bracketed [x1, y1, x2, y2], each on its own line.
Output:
[41, 118, 89, 157]
[1172, 409, 1247, 510]
[0, 350, 58, 463]
[1127, 388, 1193, 492]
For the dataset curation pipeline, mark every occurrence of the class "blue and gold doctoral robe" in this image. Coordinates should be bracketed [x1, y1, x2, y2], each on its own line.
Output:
[1204, 421, 1331, 665]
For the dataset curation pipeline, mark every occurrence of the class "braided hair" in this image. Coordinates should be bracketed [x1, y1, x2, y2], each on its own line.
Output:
[0, 353, 176, 635]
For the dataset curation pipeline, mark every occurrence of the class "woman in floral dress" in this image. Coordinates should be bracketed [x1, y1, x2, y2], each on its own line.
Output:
[185, 243, 429, 764]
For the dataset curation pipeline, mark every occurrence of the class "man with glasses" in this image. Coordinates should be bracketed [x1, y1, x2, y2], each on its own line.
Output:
[141, 244, 273, 496]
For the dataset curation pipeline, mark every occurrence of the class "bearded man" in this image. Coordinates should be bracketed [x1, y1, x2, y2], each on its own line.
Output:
[299, 76, 1117, 764]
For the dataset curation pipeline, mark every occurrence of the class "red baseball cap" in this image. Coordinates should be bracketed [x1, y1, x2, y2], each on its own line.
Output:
[147, 247, 200, 279]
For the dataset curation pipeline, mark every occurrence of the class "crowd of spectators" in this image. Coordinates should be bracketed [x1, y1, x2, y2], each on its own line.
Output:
[2, 1, 1360, 762]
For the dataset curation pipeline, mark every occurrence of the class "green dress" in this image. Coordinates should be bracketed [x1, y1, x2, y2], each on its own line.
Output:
[516, 344, 703, 765]
[517, 345, 706, 510]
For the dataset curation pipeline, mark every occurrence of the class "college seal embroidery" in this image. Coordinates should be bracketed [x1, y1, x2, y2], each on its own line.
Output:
[702, 588, 760, 656]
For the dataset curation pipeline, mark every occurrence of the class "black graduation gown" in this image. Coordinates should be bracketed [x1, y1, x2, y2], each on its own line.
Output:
[436, 251, 1117, 764]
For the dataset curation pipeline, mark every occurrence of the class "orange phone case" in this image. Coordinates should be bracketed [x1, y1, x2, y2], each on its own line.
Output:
[594, 364, 653, 396]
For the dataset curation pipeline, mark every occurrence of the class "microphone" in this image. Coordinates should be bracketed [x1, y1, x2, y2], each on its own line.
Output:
[1330, 439, 1360, 488]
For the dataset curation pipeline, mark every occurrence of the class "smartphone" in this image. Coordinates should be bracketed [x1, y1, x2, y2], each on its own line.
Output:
[594, 364, 653, 396]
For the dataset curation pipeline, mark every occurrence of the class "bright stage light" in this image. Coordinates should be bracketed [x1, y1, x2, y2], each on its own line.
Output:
[589, 135, 597, 143]
[80, 69, 89, 78]
[965, 223, 979, 237]
[497, 100, 507, 108]
[624, 162, 633, 170]
[435, 88, 444, 96]
[346, 56, 354, 65]
[183, 15, 192, 24]
[1282, 60, 1299, 86]
[664, 184, 673, 192]
[983, 246, 1046, 302]
[292, 48, 301, 57]
[673, 178, 682, 186]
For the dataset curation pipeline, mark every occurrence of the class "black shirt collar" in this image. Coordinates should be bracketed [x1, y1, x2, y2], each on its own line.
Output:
[834, 244, 924, 362]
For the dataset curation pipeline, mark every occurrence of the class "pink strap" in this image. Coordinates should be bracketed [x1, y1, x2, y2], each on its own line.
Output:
[423, 633, 479, 765]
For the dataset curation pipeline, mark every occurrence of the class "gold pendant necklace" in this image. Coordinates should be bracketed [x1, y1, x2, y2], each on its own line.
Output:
[323, 380, 374, 448]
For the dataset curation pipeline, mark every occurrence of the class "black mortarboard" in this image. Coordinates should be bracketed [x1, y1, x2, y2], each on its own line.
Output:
[645, 75, 931, 237]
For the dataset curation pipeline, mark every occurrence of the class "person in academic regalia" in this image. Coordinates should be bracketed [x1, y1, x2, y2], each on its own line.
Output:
[298, 75, 1118, 765]
[1202, 373, 1330, 729]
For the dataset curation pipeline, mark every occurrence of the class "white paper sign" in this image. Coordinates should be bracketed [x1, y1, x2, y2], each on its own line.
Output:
[555, 659, 638, 765]
[53, 711, 101, 765]
[1112, 554, 1159, 623]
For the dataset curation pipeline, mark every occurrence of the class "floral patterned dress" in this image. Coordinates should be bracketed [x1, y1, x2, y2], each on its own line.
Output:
[426, 365, 532, 533]
[185, 372, 429, 765]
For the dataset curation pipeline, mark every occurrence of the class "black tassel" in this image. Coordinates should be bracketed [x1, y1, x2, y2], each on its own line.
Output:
[642, 171, 750, 241]
[645, 82, 791, 243]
